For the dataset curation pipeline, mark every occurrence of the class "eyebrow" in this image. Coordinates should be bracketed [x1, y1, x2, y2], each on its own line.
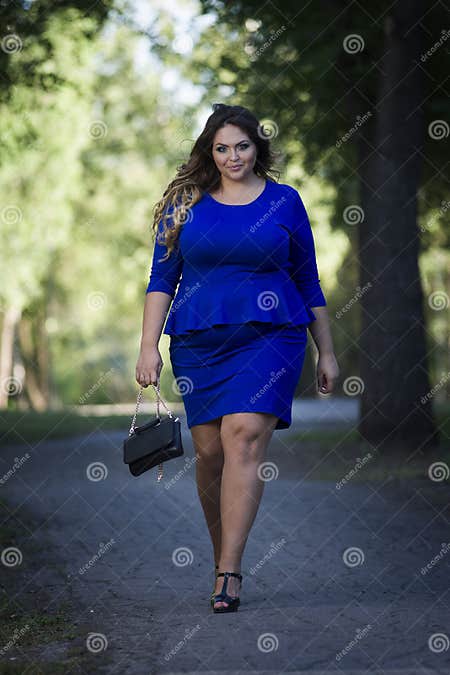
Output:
[214, 140, 250, 147]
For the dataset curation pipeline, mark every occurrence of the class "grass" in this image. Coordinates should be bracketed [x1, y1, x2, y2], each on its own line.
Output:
[0, 410, 132, 447]
[0, 500, 108, 672]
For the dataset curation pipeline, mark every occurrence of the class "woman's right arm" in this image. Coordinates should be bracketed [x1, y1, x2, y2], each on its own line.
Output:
[136, 213, 184, 387]
[136, 291, 172, 387]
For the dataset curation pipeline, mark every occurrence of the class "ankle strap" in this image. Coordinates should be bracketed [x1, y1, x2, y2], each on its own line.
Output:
[217, 571, 242, 581]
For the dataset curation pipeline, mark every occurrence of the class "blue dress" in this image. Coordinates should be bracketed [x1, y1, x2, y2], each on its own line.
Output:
[146, 179, 327, 430]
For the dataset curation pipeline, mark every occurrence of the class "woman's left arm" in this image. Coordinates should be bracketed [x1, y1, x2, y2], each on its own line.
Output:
[308, 306, 339, 394]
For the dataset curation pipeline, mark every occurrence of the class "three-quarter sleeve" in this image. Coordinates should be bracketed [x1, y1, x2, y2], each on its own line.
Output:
[146, 210, 184, 298]
[287, 188, 327, 308]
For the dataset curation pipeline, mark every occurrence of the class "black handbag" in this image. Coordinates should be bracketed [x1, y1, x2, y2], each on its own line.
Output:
[123, 382, 184, 480]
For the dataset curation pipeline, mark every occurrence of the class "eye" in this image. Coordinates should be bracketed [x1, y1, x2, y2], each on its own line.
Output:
[238, 143, 250, 150]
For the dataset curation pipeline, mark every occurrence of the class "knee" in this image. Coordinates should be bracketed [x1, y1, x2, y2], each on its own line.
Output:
[221, 419, 265, 463]
[194, 441, 224, 470]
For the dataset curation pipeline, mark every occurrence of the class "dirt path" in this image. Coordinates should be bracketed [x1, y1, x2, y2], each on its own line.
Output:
[1, 422, 449, 674]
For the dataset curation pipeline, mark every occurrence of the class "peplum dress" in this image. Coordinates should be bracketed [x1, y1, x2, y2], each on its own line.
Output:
[145, 179, 327, 430]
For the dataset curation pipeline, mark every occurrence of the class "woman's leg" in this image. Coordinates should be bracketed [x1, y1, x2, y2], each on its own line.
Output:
[214, 411, 278, 608]
[190, 418, 224, 567]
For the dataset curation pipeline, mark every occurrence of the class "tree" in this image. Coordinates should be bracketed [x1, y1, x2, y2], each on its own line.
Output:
[172, 0, 449, 450]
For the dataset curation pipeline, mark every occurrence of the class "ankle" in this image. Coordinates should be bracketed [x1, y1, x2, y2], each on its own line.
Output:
[218, 563, 241, 573]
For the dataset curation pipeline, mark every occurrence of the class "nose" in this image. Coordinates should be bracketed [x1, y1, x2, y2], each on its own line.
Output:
[230, 148, 239, 161]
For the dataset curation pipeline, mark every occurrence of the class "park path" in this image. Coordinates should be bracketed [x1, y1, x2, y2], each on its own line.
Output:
[1, 400, 449, 674]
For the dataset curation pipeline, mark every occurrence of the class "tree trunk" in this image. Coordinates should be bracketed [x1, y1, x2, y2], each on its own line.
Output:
[17, 311, 49, 411]
[359, 0, 438, 450]
[0, 305, 22, 409]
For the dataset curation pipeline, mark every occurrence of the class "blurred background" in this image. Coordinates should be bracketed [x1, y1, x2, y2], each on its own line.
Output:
[1, 2, 450, 671]
[0, 0, 448, 451]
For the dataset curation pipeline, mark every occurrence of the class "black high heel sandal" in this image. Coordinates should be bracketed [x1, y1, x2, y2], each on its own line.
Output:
[212, 571, 243, 613]
[210, 565, 219, 607]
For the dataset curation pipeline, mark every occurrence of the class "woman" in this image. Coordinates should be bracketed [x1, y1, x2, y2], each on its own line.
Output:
[136, 103, 339, 613]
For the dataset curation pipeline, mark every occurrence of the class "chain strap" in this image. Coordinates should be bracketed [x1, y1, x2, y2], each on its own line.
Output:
[128, 381, 177, 482]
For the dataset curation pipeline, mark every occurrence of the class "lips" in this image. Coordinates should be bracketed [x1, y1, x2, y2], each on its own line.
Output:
[229, 165, 243, 170]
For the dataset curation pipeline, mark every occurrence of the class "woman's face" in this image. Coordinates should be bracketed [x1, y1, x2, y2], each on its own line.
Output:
[211, 124, 258, 182]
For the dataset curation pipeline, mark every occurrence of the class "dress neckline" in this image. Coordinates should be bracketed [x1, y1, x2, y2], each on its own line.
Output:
[205, 179, 269, 206]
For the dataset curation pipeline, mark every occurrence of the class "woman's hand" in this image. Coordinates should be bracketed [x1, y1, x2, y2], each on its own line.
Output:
[316, 352, 339, 394]
[135, 345, 163, 387]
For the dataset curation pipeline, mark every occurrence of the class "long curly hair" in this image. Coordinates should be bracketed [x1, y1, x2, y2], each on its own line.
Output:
[151, 103, 281, 260]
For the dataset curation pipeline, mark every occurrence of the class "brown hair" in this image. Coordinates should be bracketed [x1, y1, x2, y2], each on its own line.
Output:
[151, 103, 281, 260]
